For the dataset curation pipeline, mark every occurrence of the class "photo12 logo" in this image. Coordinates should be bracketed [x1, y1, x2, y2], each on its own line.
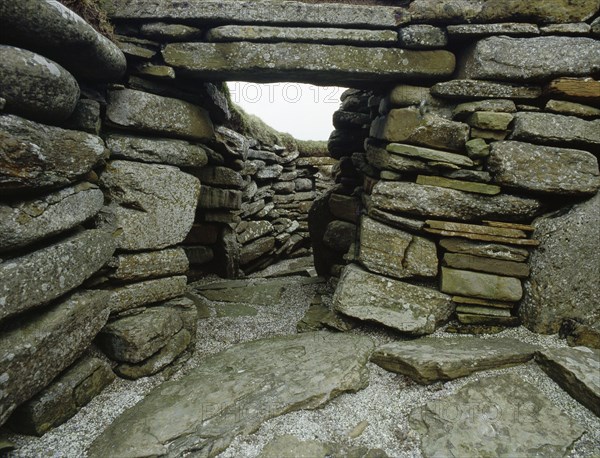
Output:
[228, 82, 344, 104]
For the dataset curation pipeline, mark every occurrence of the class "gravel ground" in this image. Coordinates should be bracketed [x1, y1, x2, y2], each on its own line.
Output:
[4, 271, 599, 457]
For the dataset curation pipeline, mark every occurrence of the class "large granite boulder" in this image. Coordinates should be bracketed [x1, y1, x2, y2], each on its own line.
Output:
[410, 373, 585, 458]
[521, 194, 600, 334]
[88, 332, 374, 457]
[0, 0, 126, 81]
[162, 42, 455, 86]
[0, 229, 116, 322]
[0, 45, 79, 123]
[99, 160, 200, 251]
[0, 289, 110, 427]
[0, 114, 106, 192]
[333, 264, 454, 335]
[372, 337, 537, 384]
[0, 183, 104, 253]
[462, 36, 600, 82]
[106, 88, 214, 142]
[371, 181, 544, 222]
[488, 141, 600, 196]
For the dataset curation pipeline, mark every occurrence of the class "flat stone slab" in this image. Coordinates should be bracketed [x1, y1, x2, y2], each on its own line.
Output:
[372, 337, 537, 384]
[163, 42, 455, 85]
[259, 435, 388, 458]
[441, 267, 523, 302]
[410, 373, 585, 458]
[432, 79, 542, 100]
[537, 347, 600, 417]
[88, 332, 374, 457]
[110, 0, 401, 28]
[416, 175, 501, 195]
[386, 143, 473, 167]
[440, 238, 529, 262]
[443, 253, 530, 278]
[194, 279, 285, 306]
[334, 264, 453, 335]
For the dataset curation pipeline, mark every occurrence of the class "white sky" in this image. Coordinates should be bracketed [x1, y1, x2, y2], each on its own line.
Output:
[227, 82, 347, 141]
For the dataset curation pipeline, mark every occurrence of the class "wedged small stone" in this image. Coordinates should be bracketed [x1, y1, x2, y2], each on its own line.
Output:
[466, 112, 514, 130]
[396, 0, 599, 24]
[106, 88, 214, 141]
[0, 45, 79, 123]
[100, 160, 201, 251]
[366, 143, 436, 174]
[537, 347, 600, 417]
[256, 164, 284, 180]
[63, 99, 101, 135]
[386, 143, 473, 167]
[108, 276, 187, 314]
[521, 193, 600, 334]
[398, 25, 447, 49]
[465, 138, 490, 159]
[259, 435, 388, 458]
[453, 99, 517, 119]
[440, 238, 529, 262]
[117, 37, 157, 60]
[409, 374, 585, 458]
[98, 307, 184, 363]
[470, 127, 509, 141]
[111, 0, 400, 28]
[441, 267, 523, 302]
[546, 100, 600, 118]
[457, 313, 520, 326]
[0, 183, 103, 253]
[163, 42, 455, 86]
[0, 289, 110, 427]
[372, 337, 537, 384]
[372, 109, 469, 152]
[0, 229, 115, 322]
[510, 112, 600, 150]
[334, 264, 453, 335]
[416, 175, 500, 195]
[446, 23, 540, 37]
[432, 80, 542, 100]
[441, 169, 491, 183]
[107, 248, 189, 282]
[371, 181, 543, 222]
[207, 26, 398, 46]
[545, 78, 600, 106]
[139, 22, 204, 41]
[106, 134, 209, 168]
[240, 236, 275, 265]
[489, 141, 599, 196]
[455, 305, 512, 317]
[193, 167, 244, 189]
[443, 253, 530, 278]
[135, 63, 176, 80]
[8, 356, 115, 435]
[195, 279, 285, 306]
[0, 114, 106, 192]
[358, 216, 437, 280]
[462, 36, 600, 82]
[0, 0, 126, 81]
[540, 22, 592, 35]
[88, 332, 374, 457]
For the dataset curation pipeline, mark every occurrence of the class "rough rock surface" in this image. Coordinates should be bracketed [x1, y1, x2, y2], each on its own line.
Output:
[537, 347, 600, 417]
[108, 248, 189, 282]
[0, 114, 106, 192]
[259, 435, 388, 458]
[441, 267, 523, 302]
[0, 289, 110, 427]
[0, 45, 79, 123]
[0, 0, 126, 81]
[489, 141, 600, 196]
[106, 134, 209, 168]
[88, 332, 374, 457]
[194, 279, 285, 306]
[432, 79, 542, 100]
[410, 373, 585, 458]
[107, 276, 188, 314]
[106, 89, 214, 141]
[439, 238, 529, 262]
[0, 229, 116, 322]
[7, 356, 115, 436]
[372, 337, 537, 384]
[0, 183, 104, 252]
[163, 42, 455, 85]
[462, 36, 600, 82]
[371, 181, 544, 222]
[100, 160, 201, 251]
[334, 265, 453, 335]
[521, 194, 600, 334]
[358, 217, 438, 279]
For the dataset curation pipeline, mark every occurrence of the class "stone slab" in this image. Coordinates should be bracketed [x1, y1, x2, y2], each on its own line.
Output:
[195, 280, 285, 306]
[107, 248, 189, 282]
[88, 332, 374, 457]
[443, 253, 530, 278]
[372, 337, 537, 384]
[425, 229, 539, 247]
[440, 267, 523, 302]
[334, 264, 453, 335]
[426, 220, 527, 239]
[447, 23, 540, 37]
[409, 374, 585, 458]
[108, 276, 188, 314]
[432, 80, 542, 100]
[545, 78, 600, 106]
[417, 175, 500, 195]
[386, 143, 473, 167]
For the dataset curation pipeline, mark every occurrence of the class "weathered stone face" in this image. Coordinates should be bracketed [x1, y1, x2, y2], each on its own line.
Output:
[107, 276, 188, 314]
[440, 267, 523, 302]
[521, 194, 600, 334]
[88, 332, 374, 457]
[99, 160, 201, 251]
[0, 114, 106, 192]
[107, 248, 189, 282]
[0, 45, 79, 123]
[163, 42, 455, 86]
